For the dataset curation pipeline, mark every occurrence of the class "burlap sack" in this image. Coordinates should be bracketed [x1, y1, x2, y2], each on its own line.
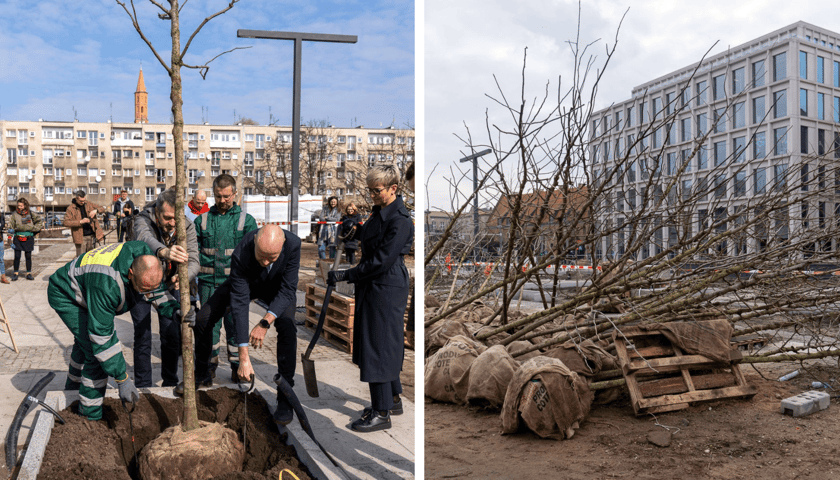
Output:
[139, 421, 244, 480]
[505, 340, 542, 362]
[501, 356, 594, 439]
[425, 335, 487, 404]
[425, 319, 475, 358]
[466, 345, 519, 408]
[544, 339, 617, 377]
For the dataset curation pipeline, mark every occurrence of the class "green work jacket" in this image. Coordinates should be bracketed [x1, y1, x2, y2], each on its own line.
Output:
[194, 203, 258, 287]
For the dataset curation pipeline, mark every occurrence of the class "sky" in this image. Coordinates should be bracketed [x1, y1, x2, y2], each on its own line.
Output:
[424, 0, 840, 210]
[0, 0, 414, 129]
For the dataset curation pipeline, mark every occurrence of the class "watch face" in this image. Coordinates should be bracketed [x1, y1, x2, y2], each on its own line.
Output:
[259, 319, 270, 328]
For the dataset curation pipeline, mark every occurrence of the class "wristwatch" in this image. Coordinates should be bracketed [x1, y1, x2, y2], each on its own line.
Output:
[258, 318, 271, 329]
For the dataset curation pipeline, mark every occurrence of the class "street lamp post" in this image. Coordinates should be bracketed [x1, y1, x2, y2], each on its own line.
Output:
[237, 30, 357, 235]
[459, 148, 492, 239]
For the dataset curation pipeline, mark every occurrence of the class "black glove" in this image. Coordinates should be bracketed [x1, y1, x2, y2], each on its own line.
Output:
[182, 306, 196, 328]
[116, 376, 139, 404]
[327, 270, 347, 286]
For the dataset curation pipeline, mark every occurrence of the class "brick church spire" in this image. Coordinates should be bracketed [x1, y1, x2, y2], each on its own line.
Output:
[135, 66, 148, 123]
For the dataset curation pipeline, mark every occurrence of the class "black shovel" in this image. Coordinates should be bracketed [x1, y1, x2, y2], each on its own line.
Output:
[301, 242, 345, 397]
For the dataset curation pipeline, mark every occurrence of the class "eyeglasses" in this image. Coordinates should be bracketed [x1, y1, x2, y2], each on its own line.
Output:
[367, 185, 394, 195]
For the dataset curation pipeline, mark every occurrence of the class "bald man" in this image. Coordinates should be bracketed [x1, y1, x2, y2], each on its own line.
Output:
[194, 224, 301, 425]
[48, 242, 186, 421]
[185, 189, 210, 222]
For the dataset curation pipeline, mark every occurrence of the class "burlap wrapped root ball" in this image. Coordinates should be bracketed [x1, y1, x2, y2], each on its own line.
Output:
[139, 421, 245, 480]
[425, 335, 486, 404]
[466, 345, 519, 408]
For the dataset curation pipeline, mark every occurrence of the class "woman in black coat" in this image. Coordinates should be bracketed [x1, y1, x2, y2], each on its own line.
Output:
[328, 165, 413, 433]
[338, 203, 362, 264]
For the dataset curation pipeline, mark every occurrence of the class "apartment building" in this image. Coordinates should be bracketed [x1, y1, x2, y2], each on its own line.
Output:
[591, 21, 840, 259]
[0, 120, 414, 214]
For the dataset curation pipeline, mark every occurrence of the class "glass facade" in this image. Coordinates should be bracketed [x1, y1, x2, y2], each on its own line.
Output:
[713, 74, 726, 101]
[696, 113, 707, 136]
[696, 80, 707, 106]
[732, 67, 745, 95]
[753, 96, 765, 124]
[754, 167, 766, 194]
[733, 102, 745, 129]
[818, 56, 825, 83]
[754, 131, 766, 159]
[753, 60, 765, 87]
[773, 90, 786, 118]
[714, 141, 726, 166]
[818, 93, 825, 120]
[800, 88, 808, 116]
[774, 127, 787, 156]
[714, 108, 726, 133]
[773, 52, 787, 82]
[800, 50, 808, 79]
[733, 136, 746, 162]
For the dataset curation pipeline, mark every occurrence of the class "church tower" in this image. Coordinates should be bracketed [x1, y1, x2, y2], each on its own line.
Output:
[134, 67, 148, 123]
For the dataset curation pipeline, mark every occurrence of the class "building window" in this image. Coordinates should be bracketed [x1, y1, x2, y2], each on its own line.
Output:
[666, 152, 676, 176]
[773, 127, 787, 156]
[733, 136, 746, 163]
[733, 102, 745, 129]
[680, 85, 690, 107]
[800, 88, 808, 116]
[665, 92, 674, 115]
[696, 80, 707, 106]
[819, 128, 826, 155]
[680, 118, 691, 142]
[714, 175, 727, 199]
[714, 108, 726, 133]
[753, 60, 765, 87]
[801, 126, 808, 154]
[801, 164, 809, 191]
[773, 90, 786, 118]
[697, 146, 708, 170]
[773, 52, 787, 82]
[800, 51, 808, 79]
[626, 106, 634, 128]
[835, 61, 840, 88]
[818, 93, 825, 120]
[835, 97, 840, 123]
[754, 131, 766, 159]
[681, 148, 692, 172]
[696, 113, 707, 137]
[754, 167, 766, 194]
[713, 74, 725, 101]
[639, 101, 649, 124]
[146, 187, 155, 202]
[734, 172, 746, 197]
[818, 56, 825, 83]
[652, 97, 662, 121]
[714, 141, 726, 166]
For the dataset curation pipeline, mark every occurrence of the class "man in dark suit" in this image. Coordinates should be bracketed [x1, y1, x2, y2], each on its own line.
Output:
[194, 224, 300, 424]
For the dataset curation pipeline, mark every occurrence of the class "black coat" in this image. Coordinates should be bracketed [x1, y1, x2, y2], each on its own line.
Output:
[227, 228, 300, 345]
[338, 213, 362, 250]
[345, 196, 413, 383]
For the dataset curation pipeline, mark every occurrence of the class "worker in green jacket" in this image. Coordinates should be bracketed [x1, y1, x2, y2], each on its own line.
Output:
[48, 242, 190, 420]
[194, 174, 258, 382]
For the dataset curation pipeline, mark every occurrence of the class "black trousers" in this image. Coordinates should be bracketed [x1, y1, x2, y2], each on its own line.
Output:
[194, 282, 297, 386]
[130, 299, 182, 387]
[369, 379, 402, 412]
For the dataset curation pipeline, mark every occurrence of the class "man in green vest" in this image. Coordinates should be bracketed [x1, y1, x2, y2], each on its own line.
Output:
[48, 242, 189, 420]
[194, 174, 258, 382]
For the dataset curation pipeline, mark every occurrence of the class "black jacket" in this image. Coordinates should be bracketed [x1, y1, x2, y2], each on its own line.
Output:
[345, 196, 413, 382]
[227, 228, 301, 345]
[338, 213, 362, 250]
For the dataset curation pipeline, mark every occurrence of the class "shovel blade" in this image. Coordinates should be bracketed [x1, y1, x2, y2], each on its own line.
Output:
[302, 354, 319, 397]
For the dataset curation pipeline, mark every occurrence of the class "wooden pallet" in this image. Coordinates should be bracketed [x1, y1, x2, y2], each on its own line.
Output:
[731, 334, 770, 353]
[614, 327, 756, 415]
[305, 283, 355, 353]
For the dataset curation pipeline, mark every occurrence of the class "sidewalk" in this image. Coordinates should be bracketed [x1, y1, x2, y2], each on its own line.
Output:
[0, 239, 415, 479]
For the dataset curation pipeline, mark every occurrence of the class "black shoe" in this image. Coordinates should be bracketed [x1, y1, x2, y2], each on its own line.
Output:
[273, 394, 294, 425]
[351, 410, 391, 432]
[11, 273, 18, 281]
[362, 399, 403, 417]
[174, 378, 213, 396]
[25, 273, 34, 280]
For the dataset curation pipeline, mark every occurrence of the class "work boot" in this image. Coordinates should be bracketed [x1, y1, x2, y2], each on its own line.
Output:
[25, 273, 34, 281]
[0, 275, 9, 284]
[273, 391, 294, 425]
[10, 273, 18, 281]
[174, 377, 213, 396]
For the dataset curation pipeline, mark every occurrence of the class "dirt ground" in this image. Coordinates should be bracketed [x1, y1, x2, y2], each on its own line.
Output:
[425, 360, 840, 480]
[39, 387, 311, 480]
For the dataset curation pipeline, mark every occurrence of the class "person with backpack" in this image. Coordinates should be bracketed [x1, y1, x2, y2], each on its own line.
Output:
[9, 197, 43, 281]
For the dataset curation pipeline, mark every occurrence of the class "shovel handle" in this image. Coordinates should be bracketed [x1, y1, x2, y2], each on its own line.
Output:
[304, 284, 333, 359]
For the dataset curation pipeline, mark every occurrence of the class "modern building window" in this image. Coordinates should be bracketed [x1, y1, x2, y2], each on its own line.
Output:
[734, 172, 746, 197]
[627, 161, 636, 183]
[732, 67, 745, 95]
[773, 90, 786, 118]
[754, 131, 767, 159]
[640, 101, 649, 124]
[754, 167, 766, 194]
[696, 113, 707, 137]
[681, 149, 692, 172]
[680, 118, 691, 142]
[819, 128, 826, 155]
[653, 127, 662, 148]
[733, 136, 746, 162]
[652, 97, 662, 121]
[835, 97, 840, 123]
[818, 93, 825, 120]
[774, 164, 788, 192]
[714, 175, 727, 199]
[800, 88, 808, 116]
[682, 180, 692, 201]
[615, 111, 623, 130]
[819, 165, 826, 190]
[753, 60, 766, 87]
[753, 96, 765, 124]
[733, 102, 745, 129]
[818, 56, 825, 83]
[801, 164, 809, 191]
[773, 52, 787, 82]
[697, 146, 708, 170]
[696, 80, 707, 106]
[713, 74, 726, 101]
[667, 152, 676, 175]
[774, 127, 787, 156]
[801, 126, 809, 154]
[714, 108, 726, 133]
[666, 122, 675, 145]
[800, 51, 808, 79]
[835, 61, 840, 88]
[615, 137, 623, 158]
[714, 141, 726, 166]
[665, 92, 675, 115]
[681, 85, 690, 107]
